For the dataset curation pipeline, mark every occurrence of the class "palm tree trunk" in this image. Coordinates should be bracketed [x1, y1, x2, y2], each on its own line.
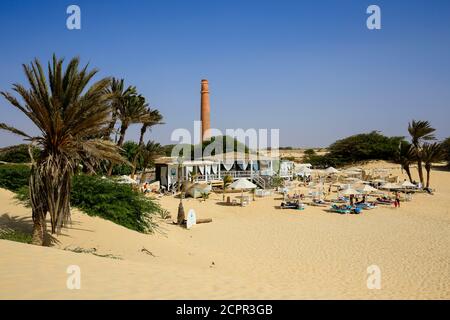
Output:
[30, 171, 49, 246]
[130, 159, 137, 180]
[425, 165, 431, 188]
[140, 166, 147, 185]
[131, 125, 148, 179]
[138, 124, 148, 147]
[104, 110, 118, 140]
[417, 159, 424, 185]
[403, 164, 413, 183]
[117, 124, 128, 147]
[107, 124, 128, 176]
[31, 210, 46, 245]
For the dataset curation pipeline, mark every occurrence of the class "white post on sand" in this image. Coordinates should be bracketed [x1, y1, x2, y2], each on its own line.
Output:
[186, 209, 197, 229]
[250, 160, 253, 178]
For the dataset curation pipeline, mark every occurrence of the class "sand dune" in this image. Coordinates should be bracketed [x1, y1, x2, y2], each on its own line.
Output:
[1, 161, 449, 299]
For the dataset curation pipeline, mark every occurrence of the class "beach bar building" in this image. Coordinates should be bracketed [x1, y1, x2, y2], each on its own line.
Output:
[154, 152, 294, 190]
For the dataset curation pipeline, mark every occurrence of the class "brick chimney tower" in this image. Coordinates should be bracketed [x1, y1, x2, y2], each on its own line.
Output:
[200, 79, 211, 141]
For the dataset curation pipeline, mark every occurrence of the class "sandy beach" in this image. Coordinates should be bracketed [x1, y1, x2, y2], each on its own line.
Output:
[1, 161, 449, 299]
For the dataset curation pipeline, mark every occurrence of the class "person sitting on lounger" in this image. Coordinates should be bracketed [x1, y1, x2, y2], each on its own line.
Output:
[356, 195, 366, 205]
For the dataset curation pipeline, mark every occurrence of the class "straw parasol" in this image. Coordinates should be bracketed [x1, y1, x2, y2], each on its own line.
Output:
[325, 167, 339, 174]
[401, 181, 416, 188]
[230, 178, 257, 206]
[359, 184, 378, 194]
[381, 183, 401, 190]
[344, 177, 362, 183]
[117, 175, 138, 184]
[230, 178, 257, 190]
[341, 188, 361, 196]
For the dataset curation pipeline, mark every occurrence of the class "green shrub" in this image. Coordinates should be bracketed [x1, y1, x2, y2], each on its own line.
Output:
[0, 164, 30, 191]
[442, 137, 450, 165]
[14, 185, 31, 207]
[327, 131, 403, 163]
[158, 209, 171, 220]
[0, 144, 40, 163]
[71, 175, 161, 233]
[303, 131, 405, 167]
[270, 176, 285, 188]
[0, 230, 32, 244]
[0, 165, 162, 233]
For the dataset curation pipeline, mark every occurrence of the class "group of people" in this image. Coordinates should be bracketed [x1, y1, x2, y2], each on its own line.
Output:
[141, 182, 153, 194]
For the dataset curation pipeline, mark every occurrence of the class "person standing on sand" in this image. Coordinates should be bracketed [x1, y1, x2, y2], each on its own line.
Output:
[394, 192, 400, 208]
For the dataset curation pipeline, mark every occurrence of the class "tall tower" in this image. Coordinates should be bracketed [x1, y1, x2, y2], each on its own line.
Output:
[200, 79, 211, 141]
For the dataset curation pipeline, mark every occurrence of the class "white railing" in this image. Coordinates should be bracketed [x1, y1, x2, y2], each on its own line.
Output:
[194, 170, 267, 189]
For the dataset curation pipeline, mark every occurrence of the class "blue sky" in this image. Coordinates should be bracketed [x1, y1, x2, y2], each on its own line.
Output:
[0, 0, 449, 147]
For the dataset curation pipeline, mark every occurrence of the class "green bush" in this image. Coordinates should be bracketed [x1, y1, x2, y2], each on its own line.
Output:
[71, 175, 161, 233]
[0, 144, 40, 163]
[304, 131, 405, 167]
[442, 137, 450, 165]
[14, 185, 31, 207]
[0, 230, 32, 244]
[0, 165, 162, 234]
[0, 164, 30, 191]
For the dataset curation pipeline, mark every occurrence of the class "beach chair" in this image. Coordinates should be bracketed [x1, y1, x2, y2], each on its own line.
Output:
[330, 204, 351, 214]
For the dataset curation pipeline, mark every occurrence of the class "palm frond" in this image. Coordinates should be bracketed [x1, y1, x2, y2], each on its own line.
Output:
[0, 123, 31, 138]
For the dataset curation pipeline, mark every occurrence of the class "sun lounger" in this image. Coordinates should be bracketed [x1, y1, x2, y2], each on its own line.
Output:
[376, 197, 394, 205]
[310, 199, 328, 207]
[330, 204, 351, 214]
[281, 201, 305, 210]
[330, 197, 348, 203]
[355, 202, 377, 210]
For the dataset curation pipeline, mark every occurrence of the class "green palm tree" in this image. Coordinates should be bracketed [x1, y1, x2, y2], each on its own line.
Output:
[0, 55, 126, 245]
[131, 108, 163, 179]
[139, 140, 164, 183]
[408, 120, 436, 185]
[421, 143, 444, 188]
[222, 175, 233, 202]
[117, 94, 149, 147]
[107, 93, 149, 175]
[104, 78, 136, 142]
[394, 141, 416, 183]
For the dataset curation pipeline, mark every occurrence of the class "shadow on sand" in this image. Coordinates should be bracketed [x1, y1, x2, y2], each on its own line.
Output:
[0, 213, 60, 246]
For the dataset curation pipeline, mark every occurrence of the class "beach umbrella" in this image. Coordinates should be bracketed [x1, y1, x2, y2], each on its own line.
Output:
[341, 188, 361, 196]
[359, 185, 378, 194]
[381, 183, 401, 190]
[296, 166, 312, 177]
[401, 181, 416, 188]
[344, 177, 362, 183]
[230, 178, 257, 190]
[325, 167, 339, 174]
[230, 178, 257, 206]
[117, 175, 138, 184]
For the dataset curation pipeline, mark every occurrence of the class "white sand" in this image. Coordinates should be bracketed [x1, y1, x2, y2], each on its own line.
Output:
[1, 161, 449, 299]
